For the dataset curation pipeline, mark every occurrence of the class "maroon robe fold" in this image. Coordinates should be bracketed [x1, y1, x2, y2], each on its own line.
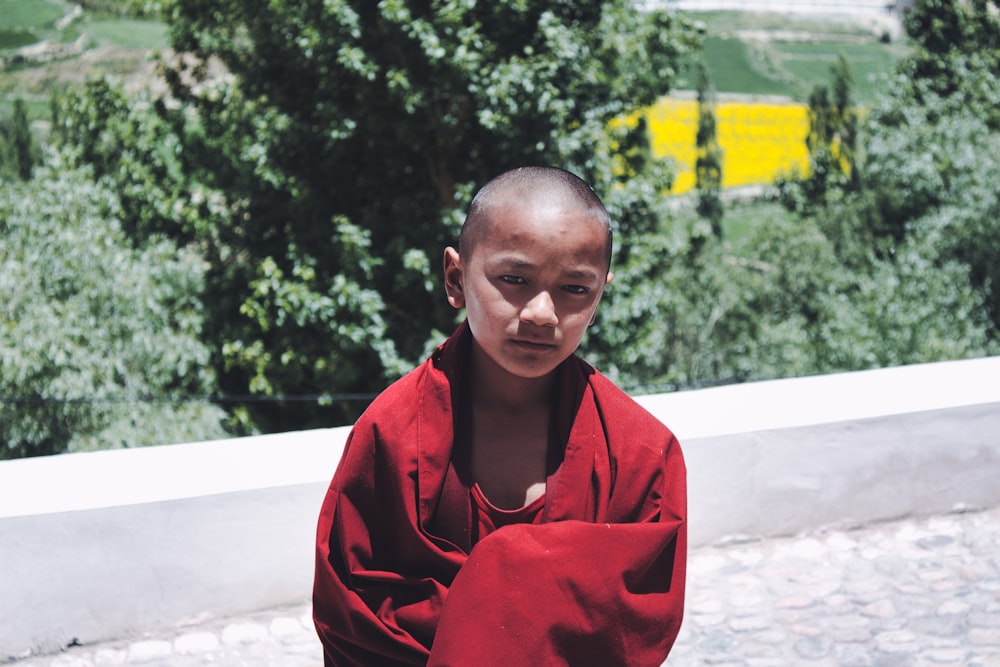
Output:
[313, 323, 686, 666]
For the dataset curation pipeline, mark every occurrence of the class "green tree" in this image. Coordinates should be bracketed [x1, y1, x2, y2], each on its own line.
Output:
[738, 214, 995, 374]
[777, 55, 858, 216]
[0, 153, 229, 458]
[860, 92, 1000, 327]
[591, 201, 997, 395]
[819, 0, 1000, 332]
[899, 0, 1000, 126]
[760, 0, 1000, 375]
[57, 1, 700, 431]
[694, 60, 723, 237]
[588, 223, 760, 392]
[0, 98, 36, 181]
[11, 99, 35, 181]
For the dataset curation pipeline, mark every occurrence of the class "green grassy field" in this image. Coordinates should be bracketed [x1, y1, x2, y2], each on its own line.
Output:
[0, 0, 68, 51]
[1, 0, 67, 31]
[2, 4, 907, 116]
[675, 10, 908, 105]
[688, 36, 799, 98]
[688, 9, 880, 35]
[0, 0, 166, 117]
[723, 199, 793, 247]
[83, 17, 167, 49]
[0, 28, 38, 50]
[770, 40, 906, 103]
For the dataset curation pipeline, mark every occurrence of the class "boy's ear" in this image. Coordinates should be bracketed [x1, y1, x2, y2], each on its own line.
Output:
[589, 272, 614, 327]
[443, 247, 465, 309]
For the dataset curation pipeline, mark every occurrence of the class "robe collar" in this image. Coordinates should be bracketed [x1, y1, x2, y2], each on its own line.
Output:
[417, 322, 603, 553]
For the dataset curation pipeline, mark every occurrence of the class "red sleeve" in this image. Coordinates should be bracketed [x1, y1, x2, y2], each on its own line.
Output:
[427, 435, 686, 667]
[427, 521, 684, 667]
[312, 407, 463, 667]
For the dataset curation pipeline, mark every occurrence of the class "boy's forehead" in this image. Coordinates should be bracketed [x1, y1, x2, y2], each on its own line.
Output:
[483, 200, 607, 238]
[468, 207, 610, 275]
[459, 182, 613, 270]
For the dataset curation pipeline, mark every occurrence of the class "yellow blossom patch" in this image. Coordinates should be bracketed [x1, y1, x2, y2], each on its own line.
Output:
[642, 97, 811, 194]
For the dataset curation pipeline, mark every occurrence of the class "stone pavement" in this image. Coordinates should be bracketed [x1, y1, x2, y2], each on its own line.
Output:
[10, 506, 1000, 667]
[671, 505, 1000, 667]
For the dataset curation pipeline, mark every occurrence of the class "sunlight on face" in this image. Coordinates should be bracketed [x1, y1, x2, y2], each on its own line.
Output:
[445, 200, 611, 384]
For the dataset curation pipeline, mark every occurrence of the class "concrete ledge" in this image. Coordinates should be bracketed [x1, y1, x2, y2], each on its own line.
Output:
[0, 428, 348, 519]
[676, 403, 1000, 544]
[0, 430, 347, 659]
[2, 356, 998, 659]
[2, 484, 325, 658]
[637, 356, 1000, 544]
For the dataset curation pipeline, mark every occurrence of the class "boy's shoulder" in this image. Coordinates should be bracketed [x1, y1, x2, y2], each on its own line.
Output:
[351, 345, 676, 456]
[580, 358, 678, 454]
[577, 357, 658, 417]
[354, 324, 473, 425]
[353, 357, 432, 432]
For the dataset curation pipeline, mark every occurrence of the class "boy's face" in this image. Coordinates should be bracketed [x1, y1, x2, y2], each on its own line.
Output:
[444, 201, 612, 381]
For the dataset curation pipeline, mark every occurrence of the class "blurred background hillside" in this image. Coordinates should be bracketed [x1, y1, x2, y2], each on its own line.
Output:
[2, 0, 997, 458]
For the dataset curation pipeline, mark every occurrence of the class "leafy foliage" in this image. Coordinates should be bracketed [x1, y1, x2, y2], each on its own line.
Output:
[761, 0, 1000, 380]
[0, 154, 228, 458]
[694, 60, 723, 236]
[590, 202, 995, 394]
[50, 0, 699, 431]
[775, 55, 859, 216]
[822, 0, 1000, 331]
[593, 0, 1000, 390]
[899, 0, 1000, 126]
[6, 0, 997, 458]
[0, 98, 36, 181]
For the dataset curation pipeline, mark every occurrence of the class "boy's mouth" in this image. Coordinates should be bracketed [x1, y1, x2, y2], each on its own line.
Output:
[511, 337, 557, 351]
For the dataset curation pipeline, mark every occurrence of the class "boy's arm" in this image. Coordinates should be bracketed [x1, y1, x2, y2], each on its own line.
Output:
[428, 435, 687, 667]
[312, 422, 449, 667]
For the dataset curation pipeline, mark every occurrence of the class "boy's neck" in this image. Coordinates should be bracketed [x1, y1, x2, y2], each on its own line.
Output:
[468, 343, 555, 411]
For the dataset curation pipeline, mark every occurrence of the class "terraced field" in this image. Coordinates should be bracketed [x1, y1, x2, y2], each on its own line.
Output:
[2, 4, 903, 191]
[0, 0, 167, 117]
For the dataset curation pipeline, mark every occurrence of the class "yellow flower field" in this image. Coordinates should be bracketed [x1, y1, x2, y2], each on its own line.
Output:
[643, 97, 811, 194]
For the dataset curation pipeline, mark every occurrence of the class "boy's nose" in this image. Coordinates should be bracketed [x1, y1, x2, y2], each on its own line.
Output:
[520, 290, 558, 326]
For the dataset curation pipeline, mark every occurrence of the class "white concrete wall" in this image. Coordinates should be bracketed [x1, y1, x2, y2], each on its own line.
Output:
[0, 431, 347, 660]
[2, 356, 998, 659]
[636, 358, 1000, 542]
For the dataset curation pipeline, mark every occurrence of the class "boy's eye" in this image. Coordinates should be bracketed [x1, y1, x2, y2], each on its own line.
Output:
[563, 285, 589, 295]
[499, 275, 526, 285]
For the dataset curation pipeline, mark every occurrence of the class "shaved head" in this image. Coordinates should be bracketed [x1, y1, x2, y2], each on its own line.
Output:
[459, 167, 613, 270]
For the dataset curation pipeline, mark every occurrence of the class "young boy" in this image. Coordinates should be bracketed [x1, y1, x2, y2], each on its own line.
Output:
[313, 166, 686, 666]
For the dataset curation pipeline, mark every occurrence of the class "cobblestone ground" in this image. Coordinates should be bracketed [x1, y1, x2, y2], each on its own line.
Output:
[9, 506, 1000, 667]
[670, 505, 1000, 667]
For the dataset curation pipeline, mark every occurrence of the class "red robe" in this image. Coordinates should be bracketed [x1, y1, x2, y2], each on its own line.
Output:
[313, 323, 686, 666]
